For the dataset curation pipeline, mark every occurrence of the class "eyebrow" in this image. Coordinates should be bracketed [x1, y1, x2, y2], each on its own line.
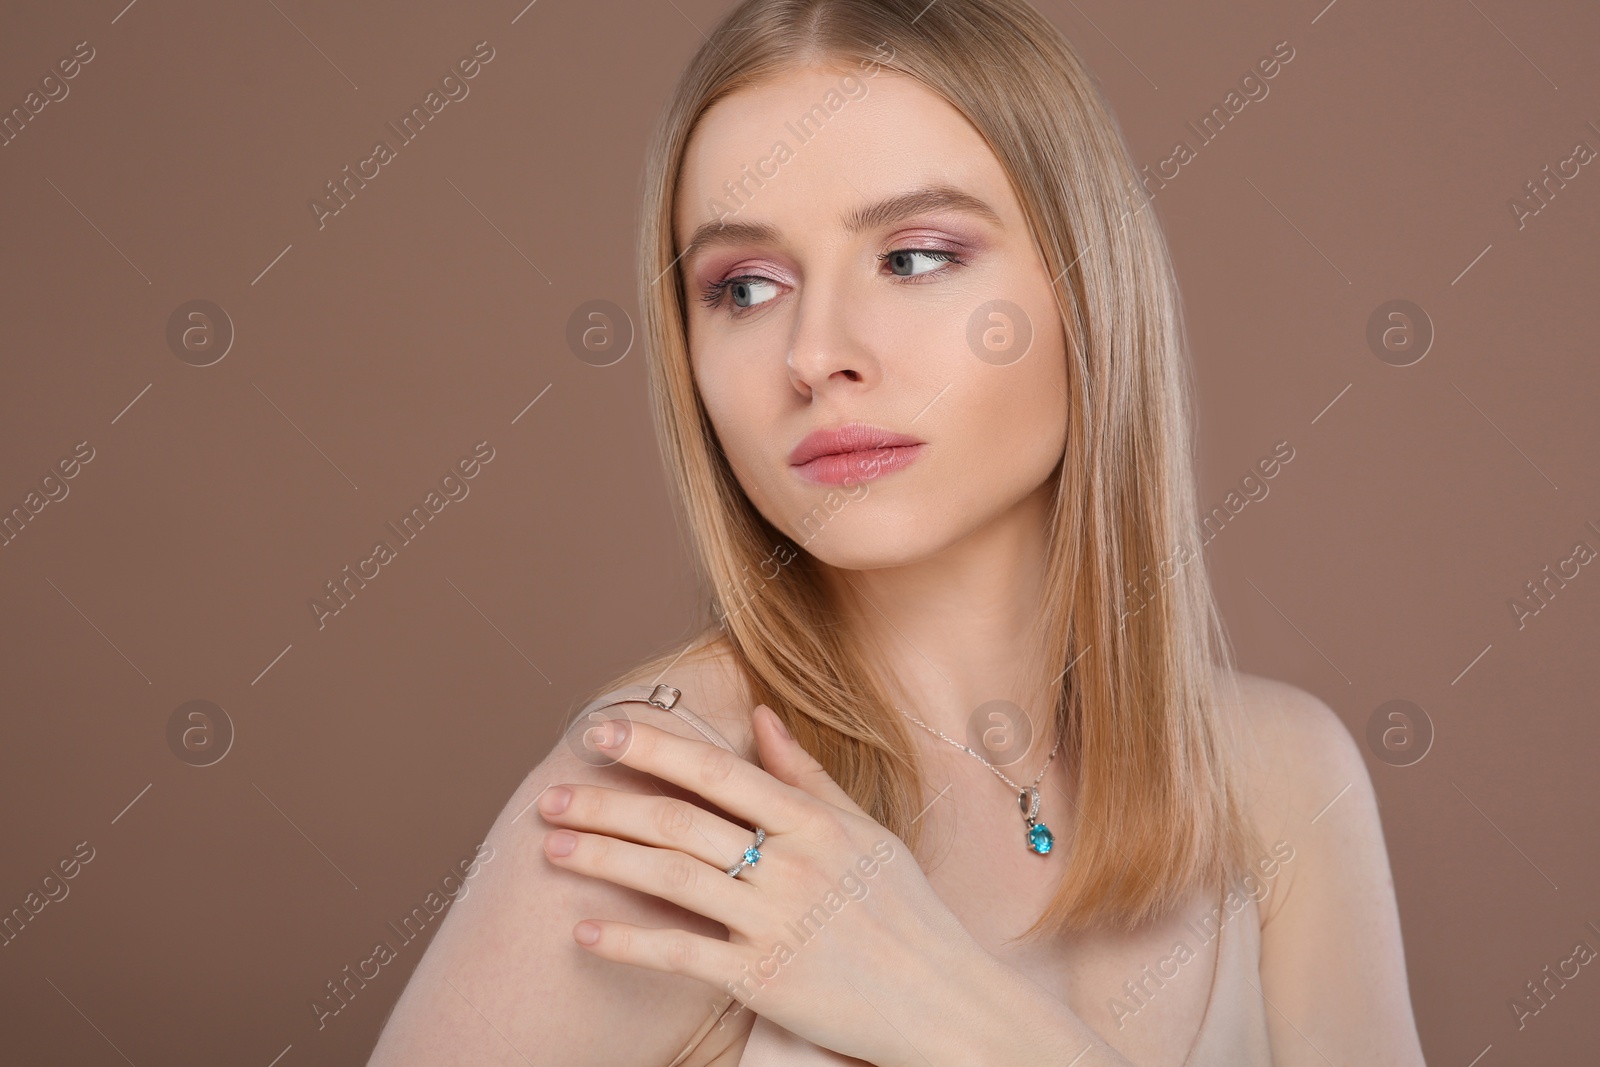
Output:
[679, 183, 1004, 263]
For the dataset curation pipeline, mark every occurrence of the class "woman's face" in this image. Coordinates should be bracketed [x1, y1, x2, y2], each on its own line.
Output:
[674, 63, 1069, 570]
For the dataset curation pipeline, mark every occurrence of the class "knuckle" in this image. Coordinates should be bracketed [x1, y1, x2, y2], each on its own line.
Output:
[656, 798, 697, 842]
[662, 852, 699, 894]
[804, 806, 848, 845]
[699, 746, 738, 787]
[665, 934, 697, 973]
[580, 832, 606, 863]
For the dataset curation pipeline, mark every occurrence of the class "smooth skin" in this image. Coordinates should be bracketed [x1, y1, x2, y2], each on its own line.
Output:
[368, 64, 1428, 1066]
[531, 710, 1118, 1065]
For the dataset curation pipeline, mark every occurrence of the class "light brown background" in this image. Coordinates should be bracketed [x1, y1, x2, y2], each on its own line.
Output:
[2, 0, 1596, 1063]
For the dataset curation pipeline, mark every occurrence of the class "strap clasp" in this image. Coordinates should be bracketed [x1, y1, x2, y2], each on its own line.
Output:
[647, 684, 681, 710]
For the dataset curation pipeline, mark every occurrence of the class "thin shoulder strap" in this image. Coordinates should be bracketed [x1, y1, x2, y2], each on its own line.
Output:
[573, 683, 738, 754]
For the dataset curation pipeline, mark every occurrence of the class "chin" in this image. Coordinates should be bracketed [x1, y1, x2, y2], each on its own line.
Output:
[788, 515, 961, 572]
[800, 541, 935, 573]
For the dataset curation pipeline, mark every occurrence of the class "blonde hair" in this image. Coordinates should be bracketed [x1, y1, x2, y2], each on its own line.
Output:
[587, 0, 1262, 937]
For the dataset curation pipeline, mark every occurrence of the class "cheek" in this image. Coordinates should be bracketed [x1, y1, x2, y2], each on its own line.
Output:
[691, 351, 778, 497]
[689, 328, 749, 427]
[964, 374, 1066, 485]
[954, 311, 1067, 459]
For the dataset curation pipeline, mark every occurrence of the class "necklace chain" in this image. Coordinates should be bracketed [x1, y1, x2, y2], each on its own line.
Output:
[893, 705, 1063, 793]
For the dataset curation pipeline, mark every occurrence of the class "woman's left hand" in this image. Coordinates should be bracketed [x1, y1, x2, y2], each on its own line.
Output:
[535, 703, 984, 1065]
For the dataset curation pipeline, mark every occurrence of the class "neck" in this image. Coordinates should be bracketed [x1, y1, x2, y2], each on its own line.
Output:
[818, 479, 1064, 764]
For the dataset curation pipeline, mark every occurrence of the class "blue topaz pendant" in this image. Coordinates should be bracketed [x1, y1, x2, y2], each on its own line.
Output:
[1020, 786, 1054, 855]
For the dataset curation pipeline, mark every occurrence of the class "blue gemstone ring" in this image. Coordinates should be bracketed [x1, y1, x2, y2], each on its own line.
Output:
[725, 827, 767, 878]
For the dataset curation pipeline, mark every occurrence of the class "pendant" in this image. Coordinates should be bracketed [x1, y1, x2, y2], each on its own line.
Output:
[1019, 786, 1054, 855]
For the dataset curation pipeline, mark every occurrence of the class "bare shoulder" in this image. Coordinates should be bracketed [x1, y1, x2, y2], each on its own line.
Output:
[1218, 668, 1366, 803]
[366, 637, 761, 1067]
[1213, 669, 1427, 1064]
[1210, 669, 1371, 921]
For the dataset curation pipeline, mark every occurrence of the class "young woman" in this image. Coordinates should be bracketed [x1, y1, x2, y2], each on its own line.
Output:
[370, 1, 1428, 1063]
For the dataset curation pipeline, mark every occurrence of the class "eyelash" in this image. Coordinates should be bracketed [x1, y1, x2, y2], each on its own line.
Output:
[698, 248, 965, 317]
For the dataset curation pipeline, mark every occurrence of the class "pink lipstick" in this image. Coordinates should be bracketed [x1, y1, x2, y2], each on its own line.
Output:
[788, 422, 926, 486]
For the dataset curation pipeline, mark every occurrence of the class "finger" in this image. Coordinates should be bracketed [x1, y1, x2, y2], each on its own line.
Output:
[569, 918, 747, 991]
[543, 829, 760, 929]
[588, 717, 812, 836]
[753, 704, 870, 818]
[538, 782, 752, 873]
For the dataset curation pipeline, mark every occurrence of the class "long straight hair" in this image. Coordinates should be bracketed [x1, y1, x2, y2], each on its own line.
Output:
[592, 0, 1262, 937]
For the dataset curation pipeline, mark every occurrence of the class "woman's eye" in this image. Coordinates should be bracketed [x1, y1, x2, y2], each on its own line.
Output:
[701, 248, 963, 317]
[882, 248, 960, 277]
[728, 277, 780, 309]
[701, 275, 781, 314]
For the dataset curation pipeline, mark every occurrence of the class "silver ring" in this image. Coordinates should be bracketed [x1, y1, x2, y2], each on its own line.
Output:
[725, 827, 766, 878]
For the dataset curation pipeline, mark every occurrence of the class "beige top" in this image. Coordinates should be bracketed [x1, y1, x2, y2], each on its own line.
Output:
[577, 686, 1274, 1066]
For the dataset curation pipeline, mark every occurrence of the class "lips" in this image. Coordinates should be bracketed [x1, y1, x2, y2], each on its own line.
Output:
[787, 422, 927, 487]
[787, 422, 926, 467]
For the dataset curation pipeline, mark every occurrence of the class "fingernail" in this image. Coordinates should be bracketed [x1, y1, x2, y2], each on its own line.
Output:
[546, 830, 577, 857]
[539, 786, 572, 815]
[764, 705, 791, 741]
[574, 921, 601, 945]
[597, 720, 628, 748]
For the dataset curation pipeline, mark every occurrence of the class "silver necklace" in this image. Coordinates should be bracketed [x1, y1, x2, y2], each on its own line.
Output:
[893, 705, 1062, 856]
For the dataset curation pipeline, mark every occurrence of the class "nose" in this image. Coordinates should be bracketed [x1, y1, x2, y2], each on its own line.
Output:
[784, 281, 876, 397]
